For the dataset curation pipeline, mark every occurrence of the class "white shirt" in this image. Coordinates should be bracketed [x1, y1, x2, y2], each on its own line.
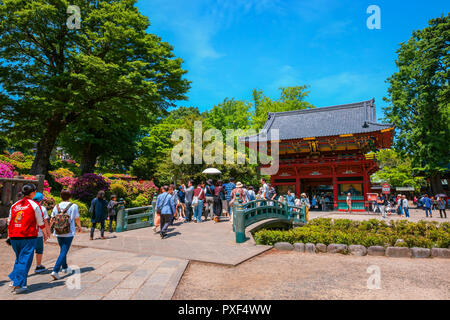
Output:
[37, 206, 49, 237]
[51, 201, 79, 237]
[402, 199, 409, 208]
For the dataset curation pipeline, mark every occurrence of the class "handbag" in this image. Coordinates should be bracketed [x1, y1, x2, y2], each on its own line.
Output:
[192, 188, 203, 207]
[156, 193, 169, 214]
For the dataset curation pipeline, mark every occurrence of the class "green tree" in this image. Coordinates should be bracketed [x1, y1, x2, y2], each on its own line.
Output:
[0, 0, 190, 176]
[370, 149, 427, 191]
[252, 85, 314, 131]
[383, 14, 449, 193]
[204, 98, 252, 134]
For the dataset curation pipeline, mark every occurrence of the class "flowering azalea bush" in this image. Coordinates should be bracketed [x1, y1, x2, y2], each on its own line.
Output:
[49, 168, 76, 189]
[9, 151, 25, 162]
[0, 162, 17, 178]
[71, 173, 110, 203]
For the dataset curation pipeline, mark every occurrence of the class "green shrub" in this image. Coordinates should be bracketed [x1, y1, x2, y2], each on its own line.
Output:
[131, 194, 150, 207]
[253, 218, 449, 248]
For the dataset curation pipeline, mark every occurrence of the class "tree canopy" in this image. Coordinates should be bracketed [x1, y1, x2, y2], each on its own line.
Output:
[0, 0, 190, 176]
[383, 14, 449, 193]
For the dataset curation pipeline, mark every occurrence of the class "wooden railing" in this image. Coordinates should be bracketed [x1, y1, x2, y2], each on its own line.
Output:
[233, 198, 307, 243]
[0, 175, 45, 218]
[115, 198, 156, 232]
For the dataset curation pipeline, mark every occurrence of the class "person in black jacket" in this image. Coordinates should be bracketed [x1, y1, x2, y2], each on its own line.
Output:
[90, 191, 108, 240]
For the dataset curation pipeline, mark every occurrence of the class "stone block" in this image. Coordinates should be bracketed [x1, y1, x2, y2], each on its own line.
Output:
[385, 247, 411, 258]
[348, 245, 367, 256]
[315, 243, 327, 253]
[305, 243, 315, 253]
[293, 243, 305, 252]
[327, 244, 348, 254]
[368, 246, 385, 256]
[411, 247, 430, 258]
[431, 248, 450, 259]
[274, 242, 294, 251]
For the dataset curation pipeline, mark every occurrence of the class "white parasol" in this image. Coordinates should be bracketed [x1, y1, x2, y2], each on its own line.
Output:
[202, 168, 221, 175]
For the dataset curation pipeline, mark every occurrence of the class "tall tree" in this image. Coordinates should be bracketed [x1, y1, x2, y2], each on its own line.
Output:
[383, 14, 449, 193]
[370, 149, 427, 191]
[251, 85, 314, 131]
[0, 0, 190, 176]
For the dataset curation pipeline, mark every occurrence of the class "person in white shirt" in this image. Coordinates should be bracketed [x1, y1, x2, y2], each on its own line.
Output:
[50, 190, 81, 280]
[402, 195, 410, 218]
[32, 192, 51, 273]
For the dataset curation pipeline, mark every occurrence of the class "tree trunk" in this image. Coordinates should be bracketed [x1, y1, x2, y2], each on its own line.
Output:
[80, 143, 99, 175]
[430, 174, 443, 195]
[30, 119, 64, 176]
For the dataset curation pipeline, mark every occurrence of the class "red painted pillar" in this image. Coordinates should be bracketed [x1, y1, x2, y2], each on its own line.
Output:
[332, 165, 338, 210]
[296, 178, 301, 198]
[363, 165, 370, 211]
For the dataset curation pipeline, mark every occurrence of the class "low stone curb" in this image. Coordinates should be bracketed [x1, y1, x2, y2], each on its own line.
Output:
[385, 247, 412, 258]
[349, 245, 367, 256]
[273, 242, 450, 259]
[274, 242, 294, 251]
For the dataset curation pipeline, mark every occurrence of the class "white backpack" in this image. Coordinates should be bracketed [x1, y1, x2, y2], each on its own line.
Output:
[192, 188, 203, 207]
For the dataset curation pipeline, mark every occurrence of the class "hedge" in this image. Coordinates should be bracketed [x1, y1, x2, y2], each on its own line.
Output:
[253, 218, 450, 249]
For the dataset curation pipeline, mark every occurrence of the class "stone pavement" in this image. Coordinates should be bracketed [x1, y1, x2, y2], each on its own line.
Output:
[0, 247, 188, 300]
[48, 219, 271, 266]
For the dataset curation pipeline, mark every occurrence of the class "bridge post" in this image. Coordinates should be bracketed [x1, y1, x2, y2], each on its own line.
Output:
[116, 204, 125, 232]
[234, 202, 246, 243]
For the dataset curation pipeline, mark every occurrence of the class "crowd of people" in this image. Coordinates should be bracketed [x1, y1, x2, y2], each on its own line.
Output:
[370, 193, 447, 219]
[152, 177, 314, 238]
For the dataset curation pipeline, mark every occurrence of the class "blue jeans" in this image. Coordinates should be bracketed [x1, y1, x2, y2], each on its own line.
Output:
[53, 236, 73, 273]
[424, 207, 432, 217]
[9, 238, 37, 287]
[35, 236, 44, 254]
[194, 200, 203, 222]
[404, 207, 410, 218]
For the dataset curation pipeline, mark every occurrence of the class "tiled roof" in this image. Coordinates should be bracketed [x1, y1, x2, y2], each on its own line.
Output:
[244, 99, 394, 142]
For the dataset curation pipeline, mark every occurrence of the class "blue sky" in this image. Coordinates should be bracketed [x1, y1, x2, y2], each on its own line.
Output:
[137, 0, 449, 119]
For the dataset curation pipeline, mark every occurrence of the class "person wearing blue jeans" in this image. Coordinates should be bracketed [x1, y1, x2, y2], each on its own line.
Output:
[53, 236, 73, 273]
[9, 238, 37, 289]
[51, 189, 81, 280]
[423, 195, 433, 218]
[402, 196, 410, 218]
[194, 200, 204, 222]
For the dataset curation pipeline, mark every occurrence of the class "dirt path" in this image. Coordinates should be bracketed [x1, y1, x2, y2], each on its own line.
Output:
[173, 249, 450, 300]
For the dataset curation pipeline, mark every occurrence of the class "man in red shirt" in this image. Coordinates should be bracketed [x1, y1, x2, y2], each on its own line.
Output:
[7, 184, 49, 294]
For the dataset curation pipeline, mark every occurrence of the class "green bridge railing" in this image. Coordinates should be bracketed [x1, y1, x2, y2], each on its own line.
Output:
[115, 198, 156, 232]
[233, 199, 307, 243]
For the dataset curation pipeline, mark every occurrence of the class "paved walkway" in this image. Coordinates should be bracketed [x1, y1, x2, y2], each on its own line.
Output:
[0, 247, 187, 300]
[49, 219, 271, 266]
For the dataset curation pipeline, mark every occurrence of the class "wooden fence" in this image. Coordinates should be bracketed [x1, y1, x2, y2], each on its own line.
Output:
[0, 175, 45, 218]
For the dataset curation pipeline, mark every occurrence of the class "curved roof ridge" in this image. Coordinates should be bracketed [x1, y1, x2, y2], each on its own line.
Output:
[267, 98, 375, 117]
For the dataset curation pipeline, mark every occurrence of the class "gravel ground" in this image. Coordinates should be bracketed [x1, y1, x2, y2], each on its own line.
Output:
[173, 249, 450, 300]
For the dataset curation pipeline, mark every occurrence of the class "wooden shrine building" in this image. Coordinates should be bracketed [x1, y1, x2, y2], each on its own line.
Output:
[244, 99, 394, 212]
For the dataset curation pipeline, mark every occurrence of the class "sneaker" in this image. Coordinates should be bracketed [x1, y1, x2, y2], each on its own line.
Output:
[35, 265, 46, 273]
[51, 272, 61, 280]
[9, 282, 14, 287]
[12, 286, 27, 294]
[62, 267, 73, 274]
